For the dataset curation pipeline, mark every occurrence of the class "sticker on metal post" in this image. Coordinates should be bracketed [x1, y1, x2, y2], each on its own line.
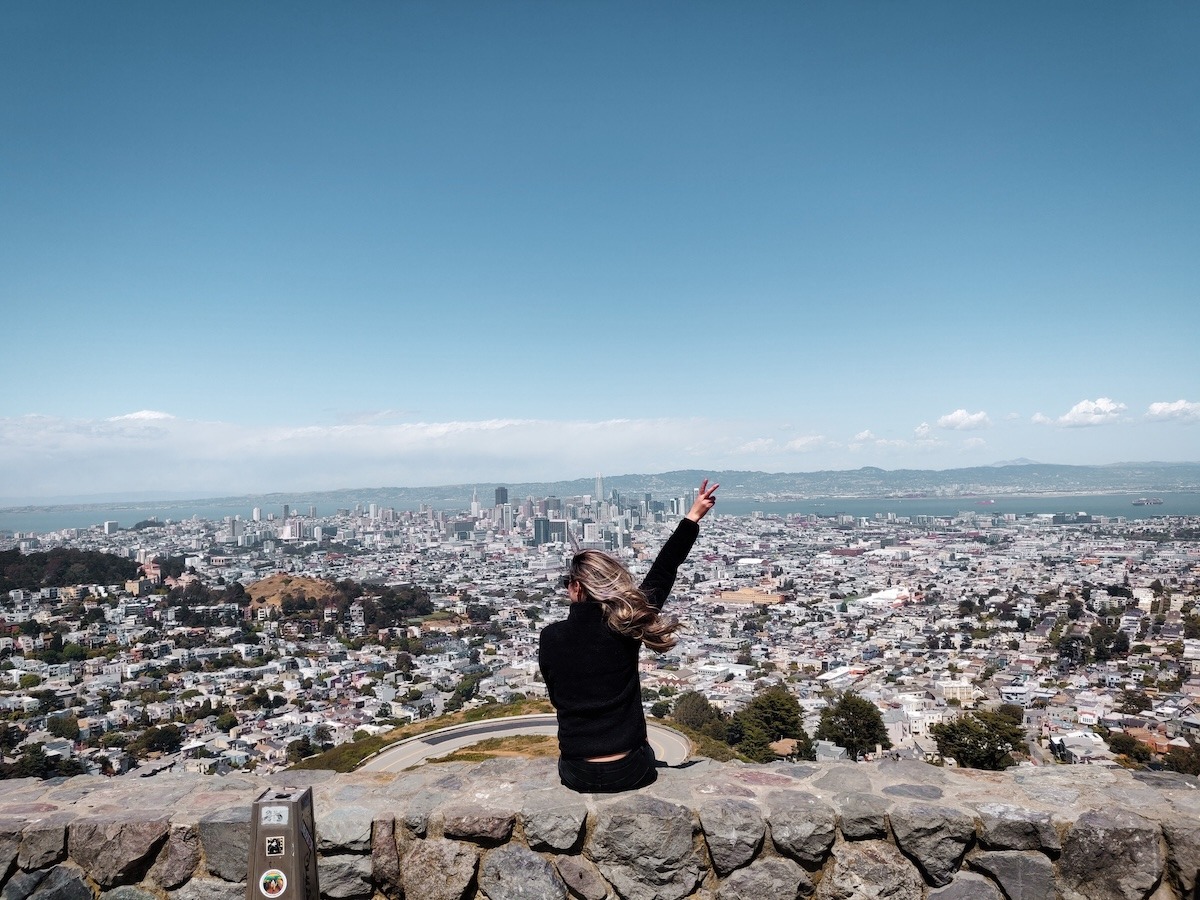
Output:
[260, 870, 287, 897]
[266, 837, 285, 857]
[260, 806, 289, 826]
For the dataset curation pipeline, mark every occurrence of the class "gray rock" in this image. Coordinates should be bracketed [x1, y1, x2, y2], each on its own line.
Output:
[149, 825, 201, 891]
[400, 839, 479, 900]
[479, 845, 567, 900]
[19, 814, 72, 871]
[716, 857, 812, 900]
[0, 824, 21, 884]
[26, 866, 90, 900]
[836, 793, 889, 841]
[370, 817, 402, 893]
[1058, 808, 1164, 900]
[587, 794, 702, 900]
[520, 793, 587, 852]
[927, 872, 1003, 900]
[698, 799, 765, 875]
[101, 887, 158, 900]
[197, 806, 250, 883]
[68, 813, 170, 888]
[554, 856, 609, 900]
[2, 870, 46, 900]
[441, 803, 516, 843]
[881, 784, 942, 801]
[319, 853, 372, 899]
[970, 851, 1054, 900]
[974, 804, 1059, 853]
[889, 802, 974, 887]
[1163, 819, 1200, 897]
[813, 767, 872, 795]
[812, 840, 925, 900]
[316, 806, 373, 853]
[167, 876, 245, 900]
[766, 791, 836, 867]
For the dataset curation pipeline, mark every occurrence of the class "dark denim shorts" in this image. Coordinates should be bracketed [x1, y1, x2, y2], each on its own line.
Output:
[557, 742, 658, 793]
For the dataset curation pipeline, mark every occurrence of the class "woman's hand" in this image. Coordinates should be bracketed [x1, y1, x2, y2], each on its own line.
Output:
[686, 479, 719, 522]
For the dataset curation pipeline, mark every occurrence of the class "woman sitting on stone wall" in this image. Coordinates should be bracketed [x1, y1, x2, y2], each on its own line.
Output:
[538, 478, 718, 792]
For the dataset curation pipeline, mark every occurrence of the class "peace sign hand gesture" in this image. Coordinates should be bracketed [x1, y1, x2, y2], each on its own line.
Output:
[686, 478, 719, 523]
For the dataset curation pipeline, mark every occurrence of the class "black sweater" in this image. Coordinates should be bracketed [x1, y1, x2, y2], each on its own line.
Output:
[538, 518, 699, 760]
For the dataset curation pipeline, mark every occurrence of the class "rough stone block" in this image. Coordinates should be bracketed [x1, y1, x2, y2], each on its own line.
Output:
[317, 806, 374, 853]
[479, 845, 567, 900]
[970, 850, 1054, 900]
[1058, 808, 1164, 900]
[554, 856, 608, 900]
[813, 840, 925, 900]
[698, 799, 765, 875]
[25, 865, 91, 900]
[319, 853, 372, 900]
[19, 814, 72, 871]
[716, 857, 811, 900]
[927, 871, 1003, 900]
[197, 806, 251, 883]
[1163, 818, 1200, 897]
[974, 804, 1060, 853]
[166, 875, 245, 900]
[400, 839, 479, 900]
[889, 802, 974, 887]
[587, 794, 702, 900]
[440, 803, 516, 843]
[370, 817, 402, 893]
[520, 792, 587, 852]
[68, 813, 170, 888]
[149, 825, 201, 891]
[766, 791, 836, 867]
[835, 792, 889, 842]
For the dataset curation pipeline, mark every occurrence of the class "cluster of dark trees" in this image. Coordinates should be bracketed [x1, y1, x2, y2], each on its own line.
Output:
[659, 686, 891, 763]
[0, 548, 139, 593]
[928, 705, 1027, 770]
[274, 580, 433, 631]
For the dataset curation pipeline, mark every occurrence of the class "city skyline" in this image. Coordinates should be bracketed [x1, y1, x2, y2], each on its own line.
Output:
[3, 3, 1197, 500]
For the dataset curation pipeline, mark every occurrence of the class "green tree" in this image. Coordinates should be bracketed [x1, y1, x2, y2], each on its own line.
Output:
[46, 713, 79, 742]
[287, 736, 313, 762]
[1163, 743, 1200, 776]
[672, 691, 718, 731]
[814, 691, 891, 761]
[1107, 731, 1151, 764]
[929, 710, 1025, 770]
[650, 701, 671, 719]
[737, 684, 813, 760]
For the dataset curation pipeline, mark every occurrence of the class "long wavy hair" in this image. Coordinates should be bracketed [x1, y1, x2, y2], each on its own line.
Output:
[566, 550, 679, 652]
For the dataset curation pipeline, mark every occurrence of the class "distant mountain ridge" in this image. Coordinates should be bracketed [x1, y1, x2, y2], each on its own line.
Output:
[4, 462, 1198, 514]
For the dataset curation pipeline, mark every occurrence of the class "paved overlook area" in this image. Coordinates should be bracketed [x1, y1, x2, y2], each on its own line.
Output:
[2, 760, 1200, 900]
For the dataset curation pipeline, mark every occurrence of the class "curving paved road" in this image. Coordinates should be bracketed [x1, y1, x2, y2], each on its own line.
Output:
[357, 714, 691, 774]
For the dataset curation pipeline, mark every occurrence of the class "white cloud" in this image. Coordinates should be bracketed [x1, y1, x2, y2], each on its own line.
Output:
[914, 422, 931, 439]
[109, 410, 175, 421]
[784, 435, 827, 452]
[936, 409, 991, 430]
[0, 414, 729, 499]
[1146, 400, 1200, 422]
[1034, 397, 1127, 428]
[853, 430, 876, 442]
[963, 437, 987, 449]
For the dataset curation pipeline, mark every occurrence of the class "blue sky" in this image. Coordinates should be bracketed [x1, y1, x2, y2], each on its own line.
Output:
[2, 2, 1198, 500]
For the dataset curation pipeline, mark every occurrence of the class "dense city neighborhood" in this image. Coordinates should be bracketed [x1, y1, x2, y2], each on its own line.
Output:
[3, 486, 1200, 779]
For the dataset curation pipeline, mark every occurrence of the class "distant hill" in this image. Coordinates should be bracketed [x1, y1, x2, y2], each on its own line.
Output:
[5, 462, 1199, 517]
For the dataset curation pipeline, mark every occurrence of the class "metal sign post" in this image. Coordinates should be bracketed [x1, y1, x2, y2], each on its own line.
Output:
[247, 788, 319, 900]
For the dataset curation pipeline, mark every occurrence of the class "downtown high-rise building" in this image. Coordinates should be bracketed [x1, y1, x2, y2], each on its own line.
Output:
[495, 486, 508, 506]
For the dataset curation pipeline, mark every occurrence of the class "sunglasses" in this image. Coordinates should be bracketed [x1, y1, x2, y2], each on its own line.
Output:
[560, 574, 574, 589]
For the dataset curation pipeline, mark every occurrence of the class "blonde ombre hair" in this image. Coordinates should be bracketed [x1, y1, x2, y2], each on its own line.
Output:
[567, 550, 679, 652]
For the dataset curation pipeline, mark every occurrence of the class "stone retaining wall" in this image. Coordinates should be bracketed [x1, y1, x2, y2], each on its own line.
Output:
[2, 758, 1199, 900]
